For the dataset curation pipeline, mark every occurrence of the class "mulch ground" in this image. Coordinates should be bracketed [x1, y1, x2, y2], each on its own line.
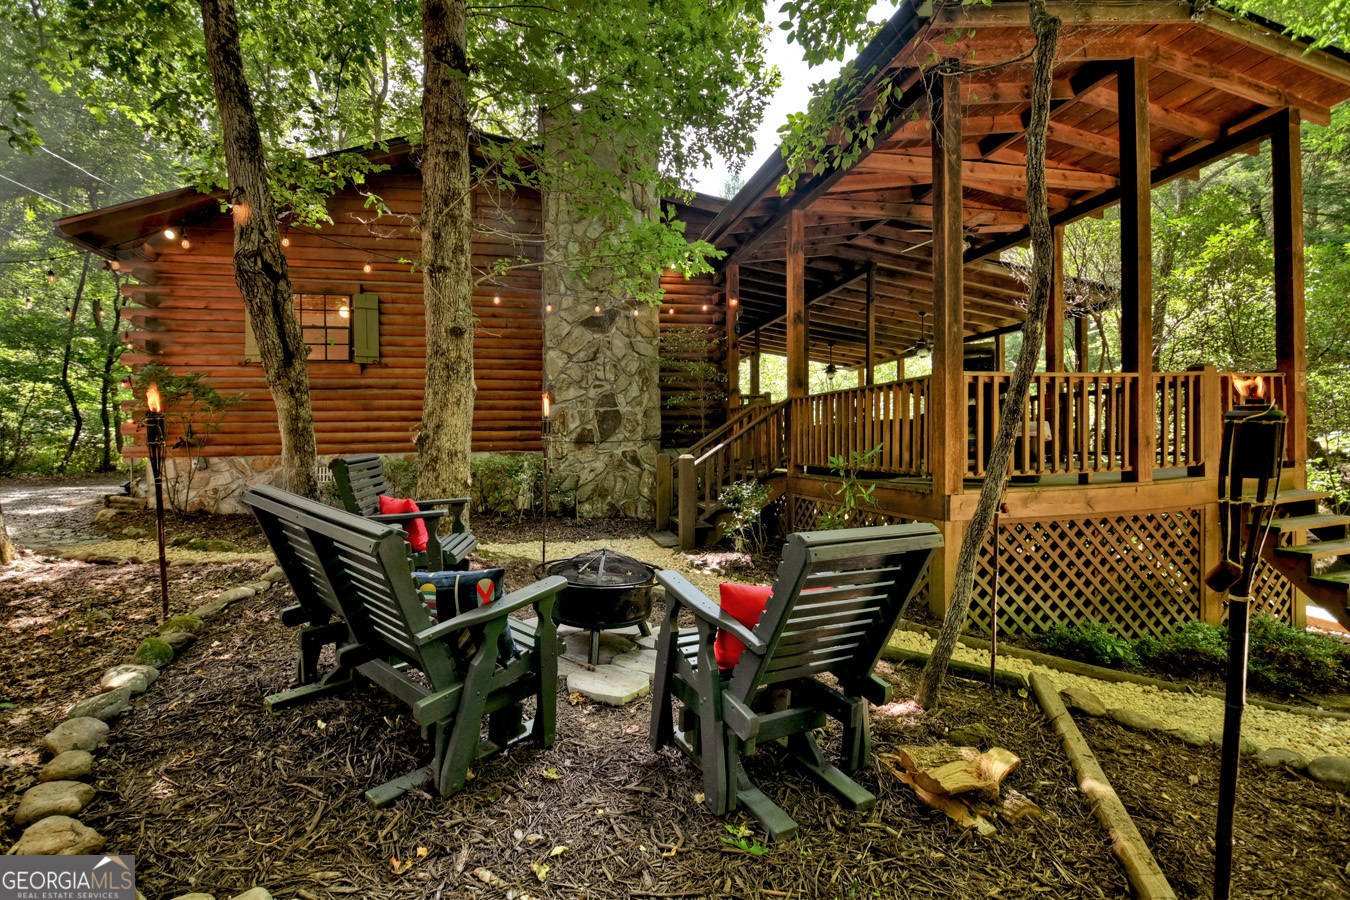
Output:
[1078, 715, 1350, 899]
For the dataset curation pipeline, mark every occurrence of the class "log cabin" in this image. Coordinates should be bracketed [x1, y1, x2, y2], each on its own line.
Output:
[652, 0, 1350, 637]
[56, 0, 1350, 639]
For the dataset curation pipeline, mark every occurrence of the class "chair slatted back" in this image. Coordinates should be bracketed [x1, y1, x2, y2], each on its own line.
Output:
[729, 523, 940, 699]
[244, 485, 455, 682]
[329, 453, 389, 517]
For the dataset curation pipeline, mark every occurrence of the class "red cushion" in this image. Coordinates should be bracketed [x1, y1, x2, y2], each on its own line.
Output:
[378, 495, 428, 552]
[714, 583, 772, 670]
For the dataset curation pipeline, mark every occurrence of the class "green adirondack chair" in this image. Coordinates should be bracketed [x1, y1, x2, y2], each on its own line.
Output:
[650, 523, 941, 840]
[243, 484, 563, 806]
[329, 453, 476, 571]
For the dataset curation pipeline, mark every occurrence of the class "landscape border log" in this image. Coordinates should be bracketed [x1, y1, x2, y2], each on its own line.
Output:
[881, 646, 1028, 690]
[1030, 672, 1178, 900]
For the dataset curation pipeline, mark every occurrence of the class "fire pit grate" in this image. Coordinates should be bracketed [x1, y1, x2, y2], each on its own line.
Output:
[536, 548, 657, 664]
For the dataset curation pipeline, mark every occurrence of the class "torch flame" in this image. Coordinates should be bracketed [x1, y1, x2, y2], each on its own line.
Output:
[1231, 376, 1266, 404]
[542, 393, 551, 418]
[146, 383, 162, 413]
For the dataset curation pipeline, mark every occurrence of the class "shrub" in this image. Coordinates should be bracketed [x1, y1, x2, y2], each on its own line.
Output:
[720, 480, 771, 554]
[1133, 620, 1227, 676]
[1246, 611, 1350, 694]
[379, 453, 565, 518]
[1036, 621, 1141, 669]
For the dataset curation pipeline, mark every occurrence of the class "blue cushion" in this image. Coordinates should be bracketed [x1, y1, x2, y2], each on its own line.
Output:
[414, 568, 518, 662]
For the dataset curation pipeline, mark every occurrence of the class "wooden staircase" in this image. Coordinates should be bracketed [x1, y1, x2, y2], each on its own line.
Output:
[1251, 488, 1350, 631]
[658, 400, 791, 550]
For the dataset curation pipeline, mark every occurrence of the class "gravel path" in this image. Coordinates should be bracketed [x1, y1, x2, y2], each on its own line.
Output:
[889, 629, 1350, 761]
[0, 475, 124, 544]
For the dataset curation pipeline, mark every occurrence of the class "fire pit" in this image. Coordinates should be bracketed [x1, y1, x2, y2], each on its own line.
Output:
[536, 548, 657, 664]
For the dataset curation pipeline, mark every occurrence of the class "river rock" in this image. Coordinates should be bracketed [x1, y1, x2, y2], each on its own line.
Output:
[1210, 732, 1262, 756]
[1060, 686, 1107, 717]
[14, 780, 96, 825]
[1109, 707, 1166, 733]
[229, 890, 274, 900]
[244, 581, 272, 593]
[168, 894, 216, 900]
[1308, 755, 1350, 793]
[214, 586, 256, 605]
[1255, 747, 1308, 770]
[121, 526, 150, 539]
[159, 614, 204, 635]
[192, 596, 232, 619]
[66, 686, 133, 722]
[160, 631, 196, 651]
[261, 565, 286, 583]
[100, 663, 160, 694]
[133, 637, 175, 667]
[1167, 728, 1209, 748]
[43, 717, 109, 755]
[93, 508, 123, 525]
[7, 816, 105, 855]
[39, 751, 94, 783]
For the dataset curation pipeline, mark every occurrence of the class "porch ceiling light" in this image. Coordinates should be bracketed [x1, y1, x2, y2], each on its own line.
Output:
[914, 311, 932, 360]
[825, 343, 837, 385]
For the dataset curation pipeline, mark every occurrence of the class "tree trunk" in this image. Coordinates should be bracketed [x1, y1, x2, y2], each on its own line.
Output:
[415, 0, 476, 512]
[198, 0, 318, 498]
[916, 0, 1061, 708]
[88, 273, 123, 471]
[58, 252, 92, 473]
[0, 495, 12, 565]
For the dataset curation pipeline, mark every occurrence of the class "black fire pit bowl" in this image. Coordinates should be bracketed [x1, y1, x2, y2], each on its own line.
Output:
[535, 548, 657, 664]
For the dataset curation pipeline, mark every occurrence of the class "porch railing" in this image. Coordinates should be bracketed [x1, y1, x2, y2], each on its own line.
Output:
[791, 378, 930, 476]
[1154, 371, 1204, 470]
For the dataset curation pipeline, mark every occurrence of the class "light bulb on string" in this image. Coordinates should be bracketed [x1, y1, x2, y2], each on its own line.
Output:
[46, 269, 57, 284]
[729, 297, 738, 307]
[65, 305, 73, 318]
[163, 228, 176, 241]
[633, 307, 640, 317]
[110, 260, 121, 271]
[363, 258, 373, 275]
[281, 228, 290, 248]
[493, 294, 501, 305]
[545, 303, 553, 313]
[702, 303, 708, 312]
[667, 307, 674, 315]
[594, 303, 601, 314]
[179, 229, 190, 250]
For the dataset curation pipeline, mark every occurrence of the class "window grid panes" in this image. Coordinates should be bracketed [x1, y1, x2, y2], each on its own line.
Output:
[296, 293, 350, 361]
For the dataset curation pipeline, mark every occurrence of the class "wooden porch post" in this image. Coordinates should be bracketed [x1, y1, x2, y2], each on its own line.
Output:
[930, 71, 965, 498]
[1119, 58, 1155, 483]
[865, 262, 877, 385]
[725, 265, 740, 411]
[1074, 315, 1089, 371]
[1272, 108, 1308, 484]
[1046, 225, 1066, 372]
[994, 334, 1005, 371]
[786, 208, 808, 400]
[750, 329, 761, 397]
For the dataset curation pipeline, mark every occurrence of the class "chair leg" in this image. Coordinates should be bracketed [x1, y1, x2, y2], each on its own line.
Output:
[840, 697, 871, 773]
[692, 631, 728, 816]
[531, 601, 558, 748]
[787, 731, 876, 812]
[648, 608, 681, 751]
[488, 702, 527, 749]
[730, 758, 799, 842]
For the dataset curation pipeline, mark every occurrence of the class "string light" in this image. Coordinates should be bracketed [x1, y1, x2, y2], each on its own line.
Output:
[110, 260, 121, 271]
[363, 256, 373, 274]
[493, 294, 501, 305]
[46, 269, 57, 284]
[729, 297, 738, 307]
[633, 307, 640, 317]
[179, 229, 190, 250]
[163, 228, 176, 241]
[593, 303, 601, 314]
[702, 303, 708, 312]
[64, 305, 73, 318]
[281, 229, 290, 248]
[545, 303, 553, 313]
[667, 307, 674, 314]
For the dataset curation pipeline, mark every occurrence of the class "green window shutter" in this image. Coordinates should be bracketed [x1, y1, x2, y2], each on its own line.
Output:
[352, 292, 380, 364]
[243, 306, 259, 363]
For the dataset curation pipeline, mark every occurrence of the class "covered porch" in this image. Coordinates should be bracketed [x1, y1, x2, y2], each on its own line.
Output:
[659, 0, 1350, 637]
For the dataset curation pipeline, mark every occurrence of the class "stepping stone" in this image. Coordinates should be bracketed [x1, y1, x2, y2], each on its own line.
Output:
[8, 815, 105, 855]
[100, 664, 160, 694]
[66, 686, 134, 722]
[1060, 686, 1107, 717]
[1255, 747, 1308, 770]
[610, 646, 658, 678]
[40, 750, 94, 783]
[1308, 755, 1350, 793]
[1108, 707, 1167, 733]
[44, 718, 109, 755]
[133, 637, 174, 667]
[567, 667, 650, 706]
[15, 780, 96, 825]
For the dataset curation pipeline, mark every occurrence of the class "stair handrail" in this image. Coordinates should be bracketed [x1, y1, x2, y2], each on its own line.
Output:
[678, 400, 790, 549]
[684, 403, 763, 460]
[693, 399, 789, 468]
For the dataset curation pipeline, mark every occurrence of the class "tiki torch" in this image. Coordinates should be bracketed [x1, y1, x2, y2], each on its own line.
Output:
[541, 392, 552, 565]
[144, 384, 170, 622]
[1207, 375, 1285, 900]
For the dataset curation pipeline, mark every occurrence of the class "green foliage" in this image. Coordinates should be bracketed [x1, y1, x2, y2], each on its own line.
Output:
[720, 480, 771, 554]
[1038, 621, 1142, 670]
[383, 453, 572, 518]
[721, 823, 770, 856]
[661, 327, 726, 441]
[1040, 614, 1350, 695]
[818, 443, 881, 530]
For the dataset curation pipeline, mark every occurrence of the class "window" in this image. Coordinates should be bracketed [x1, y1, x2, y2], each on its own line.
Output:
[296, 293, 351, 361]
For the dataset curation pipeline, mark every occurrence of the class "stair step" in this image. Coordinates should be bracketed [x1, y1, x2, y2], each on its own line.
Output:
[1241, 488, 1330, 506]
[1270, 513, 1350, 532]
[1277, 538, 1350, 560]
[1310, 570, 1350, 590]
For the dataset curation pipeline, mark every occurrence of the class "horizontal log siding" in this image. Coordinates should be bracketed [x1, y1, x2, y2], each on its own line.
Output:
[658, 272, 726, 447]
[119, 168, 544, 457]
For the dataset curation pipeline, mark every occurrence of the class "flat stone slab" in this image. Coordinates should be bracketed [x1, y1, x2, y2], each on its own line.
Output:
[609, 646, 658, 679]
[1060, 686, 1107, 717]
[567, 667, 650, 706]
[1255, 747, 1309, 770]
[8, 815, 105, 855]
[66, 686, 134, 722]
[40, 750, 94, 783]
[15, 780, 96, 825]
[1308, 755, 1350, 793]
[230, 889, 274, 900]
[44, 718, 109, 755]
[559, 628, 639, 667]
[1109, 707, 1167, 733]
[100, 663, 159, 694]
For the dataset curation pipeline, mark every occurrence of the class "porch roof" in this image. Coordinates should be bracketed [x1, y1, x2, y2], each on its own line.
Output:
[709, 0, 1350, 368]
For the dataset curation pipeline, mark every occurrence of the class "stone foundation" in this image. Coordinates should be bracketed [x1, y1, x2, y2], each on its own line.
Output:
[149, 455, 337, 515]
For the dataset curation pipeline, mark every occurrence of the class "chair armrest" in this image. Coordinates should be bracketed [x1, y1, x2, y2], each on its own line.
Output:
[415, 497, 471, 533]
[368, 509, 449, 526]
[656, 571, 765, 655]
[414, 575, 568, 646]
